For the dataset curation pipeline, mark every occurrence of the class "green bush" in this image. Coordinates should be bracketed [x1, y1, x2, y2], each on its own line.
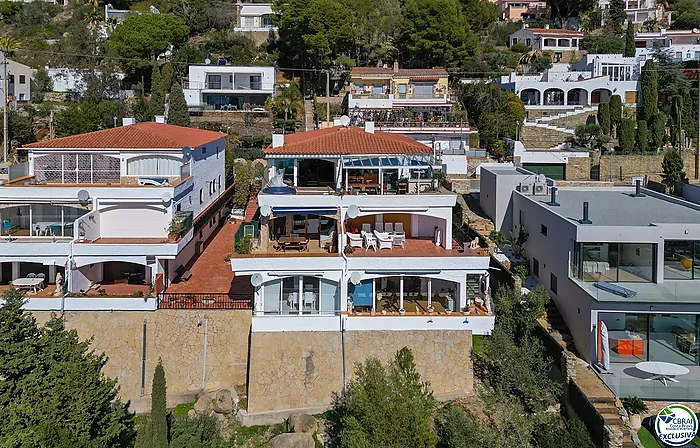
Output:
[489, 230, 507, 247]
[512, 263, 529, 280]
[622, 396, 649, 415]
[434, 404, 484, 448]
[235, 235, 255, 254]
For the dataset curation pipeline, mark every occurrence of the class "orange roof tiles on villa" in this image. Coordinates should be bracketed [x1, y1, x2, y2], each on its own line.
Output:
[264, 126, 433, 155]
[24, 122, 224, 150]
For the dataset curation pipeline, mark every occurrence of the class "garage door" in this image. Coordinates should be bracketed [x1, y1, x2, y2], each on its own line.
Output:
[522, 163, 565, 180]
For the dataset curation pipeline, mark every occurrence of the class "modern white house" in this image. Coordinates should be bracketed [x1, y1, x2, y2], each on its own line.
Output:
[498, 54, 640, 107]
[481, 166, 700, 400]
[1, 122, 228, 309]
[234, 1, 276, 32]
[229, 124, 495, 334]
[1, 59, 35, 107]
[635, 28, 700, 64]
[184, 65, 275, 111]
[599, 0, 662, 24]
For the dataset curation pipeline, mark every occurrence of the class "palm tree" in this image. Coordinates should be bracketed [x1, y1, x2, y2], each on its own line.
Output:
[0, 37, 21, 56]
[85, 8, 102, 30]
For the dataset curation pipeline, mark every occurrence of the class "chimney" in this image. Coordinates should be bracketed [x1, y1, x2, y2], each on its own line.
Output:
[548, 186, 559, 206]
[155, 115, 166, 124]
[333, 117, 342, 127]
[272, 134, 284, 148]
[364, 121, 375, 134]
[631, 179, 646, 197]
[393, 61, 399, 73]
[122, 117, 135, 126]
[579, 202, 592, 224]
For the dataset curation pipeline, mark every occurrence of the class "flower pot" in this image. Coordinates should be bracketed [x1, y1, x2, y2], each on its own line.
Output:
[629, 414, 642, 430]
[381, 310, 387, 315]
[398, 308, 406, 315]
[427, 307, 434, 315]
[446, 309, 452, 315]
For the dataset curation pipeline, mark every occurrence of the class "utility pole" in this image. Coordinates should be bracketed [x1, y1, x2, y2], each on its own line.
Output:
[696, 72, 700, 180]
[326, 70, 330, 126]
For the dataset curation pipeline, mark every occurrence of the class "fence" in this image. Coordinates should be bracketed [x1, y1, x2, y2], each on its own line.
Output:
[157, 292, 253, 309]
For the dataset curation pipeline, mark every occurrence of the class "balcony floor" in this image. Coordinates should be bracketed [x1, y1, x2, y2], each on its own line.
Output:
[600, 363, 700, 401]
[348, 237, 487, 258]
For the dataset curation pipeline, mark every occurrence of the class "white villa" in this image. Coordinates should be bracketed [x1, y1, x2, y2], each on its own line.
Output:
[599, 0, 662, 24]
[635, 28, 700, 64]
[234, 1, 276, 33]
[1, 122, 228, 309]
[498, 54, 640, 108]
[229, 125, 495, 334]
[184, 65, 276, 111]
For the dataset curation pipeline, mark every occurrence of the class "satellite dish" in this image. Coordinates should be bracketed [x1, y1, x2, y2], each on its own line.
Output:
[205, 58, 211, 65]
[536, 174, 546, 183]
[250, 273, 263, 288]
[182, 146, 192, 160]
[693, 28, 699, 33]
[260, 205, 271, 217]
[339, 115, 351, 127]
[161, 192, 172, 203]
[350, 272, 362, 285]
[77, 189, 90, 203]
[346, 204, 359, 219]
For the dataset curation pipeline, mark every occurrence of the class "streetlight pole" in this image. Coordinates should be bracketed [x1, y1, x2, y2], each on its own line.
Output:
[2, 50, 8, 164]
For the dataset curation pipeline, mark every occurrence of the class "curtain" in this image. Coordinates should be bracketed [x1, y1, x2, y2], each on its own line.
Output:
[263, 280, 281, 313]
[127, 156, 182, 176]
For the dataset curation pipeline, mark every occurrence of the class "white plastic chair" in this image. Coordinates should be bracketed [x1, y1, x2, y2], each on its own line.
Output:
[469, 237, 479, 250]
[37, 273, 45, 279]
[392, 233, 405, 248]
[373, 230, 393, 250]
[347, 233, 363, 248]
[303, 292, 315, 310]
[26, 273, 36, 278]
[384, 223, 393, 233]
[363, 232, 377, 251]
[361, 223, 371, 233]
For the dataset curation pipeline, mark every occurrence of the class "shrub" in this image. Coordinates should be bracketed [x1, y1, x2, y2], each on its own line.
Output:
[622, 396, 649, 415]
[235, 235, 255, 254]
[489, 230, 507, 247]
[512, 263, 529, 280]
[131, 290, 144, 298]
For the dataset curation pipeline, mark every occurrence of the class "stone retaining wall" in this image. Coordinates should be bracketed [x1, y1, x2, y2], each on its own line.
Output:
[247, 329, 473, 413]
[595, 152, 698, 182]
[32, 310, 252, 403]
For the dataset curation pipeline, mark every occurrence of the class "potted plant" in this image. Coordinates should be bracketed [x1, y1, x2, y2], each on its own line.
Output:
[622, 397, 648, 430]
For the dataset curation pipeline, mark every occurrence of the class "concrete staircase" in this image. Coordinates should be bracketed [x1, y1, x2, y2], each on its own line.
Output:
[303, 100, 315, 132]
[535, 106, 597, 123]
[520, 125, 575, 149]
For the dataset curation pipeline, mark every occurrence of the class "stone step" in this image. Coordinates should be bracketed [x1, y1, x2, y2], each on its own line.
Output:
[588, 396, 617, 404]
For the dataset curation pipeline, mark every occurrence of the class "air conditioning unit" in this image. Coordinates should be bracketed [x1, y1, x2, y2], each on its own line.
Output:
[519, 182, 533, 195]
[533, 182, 548, 196]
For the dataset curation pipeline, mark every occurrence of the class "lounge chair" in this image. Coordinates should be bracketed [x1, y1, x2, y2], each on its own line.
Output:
[373, 230, 393, 250]
[137, 177, 170, 186]
[347, 232, 363, 249]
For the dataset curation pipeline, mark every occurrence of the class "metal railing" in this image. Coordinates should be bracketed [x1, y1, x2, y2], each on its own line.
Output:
[8, 162, 29, 181]
[157, 292, 253, 309]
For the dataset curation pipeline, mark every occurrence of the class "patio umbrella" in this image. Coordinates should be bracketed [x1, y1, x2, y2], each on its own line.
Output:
[599, 321, 611, 371]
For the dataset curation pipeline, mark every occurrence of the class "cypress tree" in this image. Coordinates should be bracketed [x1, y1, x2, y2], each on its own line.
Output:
[167, 82, 191, 127]
[624, 22, 635, 57]
[586, 114, 597, 125]
[651, 112, 667, 151]
[608, 0, 627, 31]
[609, 95, 622, 136]
[636, 119, 648, 152]
[619, 118, 635, 153]
[670, 94, 683, 147]
[151, 360, 168, 448]
[662, 149, 687, 196]
[150, 64, 165, 117]
[598, 102, 611, 135]
[639, 60, 658, 123]
[161, 63, 173, 95]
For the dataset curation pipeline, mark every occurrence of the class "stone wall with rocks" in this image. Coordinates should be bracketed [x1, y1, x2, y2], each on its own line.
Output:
[565, 156, 590, 181]
[247, 329, 473, 413]
[32, 310, 251, 405]
[594, 152, 698, 182]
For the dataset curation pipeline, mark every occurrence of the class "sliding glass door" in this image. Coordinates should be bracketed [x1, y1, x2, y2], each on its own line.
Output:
[262, 277, 339, 315]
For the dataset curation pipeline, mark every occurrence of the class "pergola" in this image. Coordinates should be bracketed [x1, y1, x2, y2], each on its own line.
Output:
[341, 154, 435, 194]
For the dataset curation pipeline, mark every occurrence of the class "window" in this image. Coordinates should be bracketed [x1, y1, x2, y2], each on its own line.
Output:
[19, 75, 25, 84]
[664, 240, 700, 280]
[127, 155, 182, 176]
[573, 242, 656, 283]
[202, 146, 207, 154]
[526, 38, 531, 46]
[533, 258, 540, 277]
[207, 74, 222, 89]
[250, 75, 262, 90]
[199, 189, 204, 204]
[176, 203, 181, 212]
[8, 75, 14, 83]
[541, 224, 548, 236]
[550, 273, 557, 294]
[216, 146, 219, 159]
[511, 38, 518, 46]
[18, 93, 24, 101]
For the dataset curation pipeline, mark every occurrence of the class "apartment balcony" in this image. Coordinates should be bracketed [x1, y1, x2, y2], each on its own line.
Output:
[349, 93, 451, 110]
[184, 80, 270, 93]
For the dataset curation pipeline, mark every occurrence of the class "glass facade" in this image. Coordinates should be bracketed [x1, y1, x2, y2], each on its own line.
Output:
[0, 203, 91, 238]
[262, 276, 338, 315]
[599, 312, 700, 365]
[573, 242, 656, 283]
[664, 240, 700, 280]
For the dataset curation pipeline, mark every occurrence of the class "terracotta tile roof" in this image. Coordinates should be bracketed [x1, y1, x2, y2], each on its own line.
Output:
[351, 67, 394, 76]
[264, 126, 432, 155]
[351, 67, 449, 78]
[529, 28, 583, 37]
[24, 122, 224, 150]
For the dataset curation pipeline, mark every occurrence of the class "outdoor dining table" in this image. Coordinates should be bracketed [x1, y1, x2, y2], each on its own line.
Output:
[635, 361, 690, 386]
[12, 277, 45, 294]
[277, 236, 309, 252]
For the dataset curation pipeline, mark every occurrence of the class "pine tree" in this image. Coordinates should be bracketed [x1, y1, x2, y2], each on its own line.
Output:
[619, 118, 635, 153]
[151, 360, 168, 448]
[150, 64, 165, 118]
[597, 102, 611, 135]
[639, 60, 658, 123]
[651, 112, 667, 151]
[608, 0, 627, 32]
[167, 81, 191, 127]
[609, 95, 622, 136]
[624, 22, 635, 57]
[636, 119, 648, 152]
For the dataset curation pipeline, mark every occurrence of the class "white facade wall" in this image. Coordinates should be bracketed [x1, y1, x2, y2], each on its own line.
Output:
[1, 59, 35, 106]
[184, 66, 275, 107]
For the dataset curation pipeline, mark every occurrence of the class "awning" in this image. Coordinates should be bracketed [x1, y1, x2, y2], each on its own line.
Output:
[272, 207, 338, 216]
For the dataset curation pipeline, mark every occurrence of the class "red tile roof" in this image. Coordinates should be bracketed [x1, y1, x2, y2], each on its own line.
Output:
[529, 28, 583, 37]
[24, 122, 224, 150]
[350, 67, 449, 78]
[264, 126, 432, 155]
